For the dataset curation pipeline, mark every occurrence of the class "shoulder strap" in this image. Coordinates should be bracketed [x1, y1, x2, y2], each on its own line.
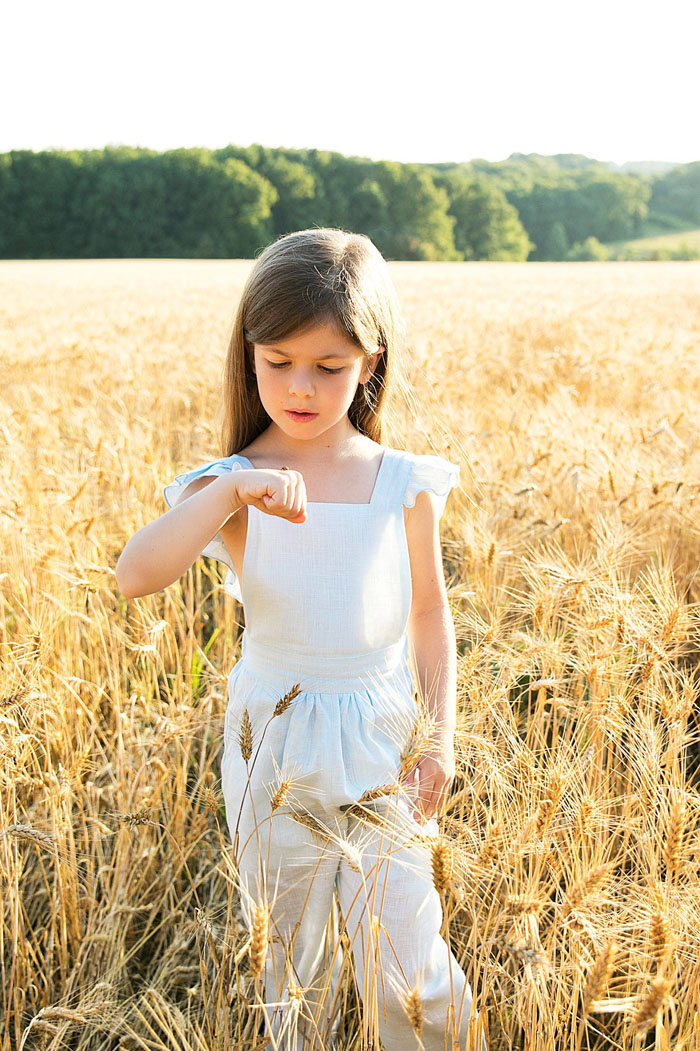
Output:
[372, 447, 414, 510]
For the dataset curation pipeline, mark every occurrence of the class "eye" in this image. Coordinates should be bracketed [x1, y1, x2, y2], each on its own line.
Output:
[265, 360, 343, 374]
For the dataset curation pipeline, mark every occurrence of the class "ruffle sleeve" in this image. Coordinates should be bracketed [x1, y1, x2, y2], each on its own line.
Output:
[162, 456, 246, 602]
[402, 453, 460, 520]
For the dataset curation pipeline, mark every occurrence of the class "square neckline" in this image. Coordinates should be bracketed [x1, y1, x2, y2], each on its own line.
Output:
[235, 448, 389, 507]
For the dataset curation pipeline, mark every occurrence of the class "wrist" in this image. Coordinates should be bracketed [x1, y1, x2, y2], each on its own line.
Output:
[429, 722, 456, 741]
[227, 471, 250, 514]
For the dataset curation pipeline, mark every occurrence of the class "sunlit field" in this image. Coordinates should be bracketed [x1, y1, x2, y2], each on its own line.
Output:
[2, 259, 700, 1050]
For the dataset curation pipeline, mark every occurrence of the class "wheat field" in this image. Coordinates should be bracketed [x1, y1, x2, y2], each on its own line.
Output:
[2, 259, 700, 1050]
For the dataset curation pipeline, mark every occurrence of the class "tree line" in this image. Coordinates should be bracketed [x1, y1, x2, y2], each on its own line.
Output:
[0, 144, 697, 261]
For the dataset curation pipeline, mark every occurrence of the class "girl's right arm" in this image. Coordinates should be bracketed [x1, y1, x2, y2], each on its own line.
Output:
[115, 467, 307, 599]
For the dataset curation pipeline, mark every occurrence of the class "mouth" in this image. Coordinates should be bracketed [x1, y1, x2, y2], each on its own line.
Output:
[285, 410, 318, 421]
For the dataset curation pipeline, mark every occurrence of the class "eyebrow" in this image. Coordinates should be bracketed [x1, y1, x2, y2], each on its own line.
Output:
[263, 347, 353, 360]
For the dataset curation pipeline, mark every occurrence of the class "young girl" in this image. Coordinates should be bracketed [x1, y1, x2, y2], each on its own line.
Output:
[116, 229, 484, 1051]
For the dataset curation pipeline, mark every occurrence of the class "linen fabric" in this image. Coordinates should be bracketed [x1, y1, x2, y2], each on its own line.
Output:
[163, 446, 485, 1051]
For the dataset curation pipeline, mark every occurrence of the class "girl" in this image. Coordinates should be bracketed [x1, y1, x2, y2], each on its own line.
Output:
[116, 229, 484, 1051]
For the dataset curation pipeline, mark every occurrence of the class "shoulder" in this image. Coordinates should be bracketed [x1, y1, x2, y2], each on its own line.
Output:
[163, 453, 251, 508]
[390, 448, 460, 516]
[402, 476, 452, 616]
[392, 450, 460, 615]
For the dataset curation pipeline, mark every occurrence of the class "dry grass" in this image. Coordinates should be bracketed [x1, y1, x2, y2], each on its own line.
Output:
[2, 259, 700, 1049]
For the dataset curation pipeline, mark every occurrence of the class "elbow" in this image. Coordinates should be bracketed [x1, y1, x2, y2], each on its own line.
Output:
[115, 570, 138, 600]
[117, 581, 139, 600]
[408, 598, 451, 626]
[115, 553, 144, 599]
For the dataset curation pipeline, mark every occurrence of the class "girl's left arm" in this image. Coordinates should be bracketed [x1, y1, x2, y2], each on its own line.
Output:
[402, 489, 457, 823]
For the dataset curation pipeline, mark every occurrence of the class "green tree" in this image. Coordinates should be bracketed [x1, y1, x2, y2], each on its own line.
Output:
[372, 162, 459, 260]
[157, 149, 277, 257]
[672, 239, 700, 260]
[502, 168, 649, 259]
[567, 236, 609, 260]
[431, 171, 531, 259]
[650, 162, 700, 226]
[80, 148, 166, 257]
[214, 146, 319, 237]
[543, 221, 569, 260]
[0, 149, 84, 258]
[77, 148, 277, 258]
[347, 177, 389, 240]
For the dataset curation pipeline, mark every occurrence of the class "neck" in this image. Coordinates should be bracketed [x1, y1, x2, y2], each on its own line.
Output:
[262, 421, 365, 465]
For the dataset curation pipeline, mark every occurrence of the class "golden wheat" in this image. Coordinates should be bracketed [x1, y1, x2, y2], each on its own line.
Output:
[431, 836, 455, 894]
[404, 984, 424, 1038]
[239, 708, 253, 761]
[631, 974, 673, 1034]
[249, 901, 270, 981]
[3, 259, 700, 1050]
[583, 939, 617, 1015]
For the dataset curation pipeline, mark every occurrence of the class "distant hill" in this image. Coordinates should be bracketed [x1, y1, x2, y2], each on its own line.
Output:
[504, 153, 683, 176]
[608, 160, 682, 175]
[506, 152, 608, 170]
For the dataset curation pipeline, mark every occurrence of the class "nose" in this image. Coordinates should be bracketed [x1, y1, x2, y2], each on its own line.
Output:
[288, 366, 315, 397]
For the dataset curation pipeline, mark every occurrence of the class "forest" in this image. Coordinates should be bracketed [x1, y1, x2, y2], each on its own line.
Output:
[1, 144, 698, 260]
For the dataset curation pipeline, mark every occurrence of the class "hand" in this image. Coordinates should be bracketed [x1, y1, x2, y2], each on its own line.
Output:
[400, 736, 456, 825]
[232, 468, 308, 523]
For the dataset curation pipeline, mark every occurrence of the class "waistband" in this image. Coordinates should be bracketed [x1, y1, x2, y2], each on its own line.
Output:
[231, 631, 412, 695]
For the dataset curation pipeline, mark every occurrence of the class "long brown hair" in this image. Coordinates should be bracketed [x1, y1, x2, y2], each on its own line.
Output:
[220, 228, 408, 454]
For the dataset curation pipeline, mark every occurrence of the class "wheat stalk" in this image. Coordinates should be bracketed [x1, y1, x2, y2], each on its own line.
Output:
[239, 708, 253, 761]
[650, 909, 673, 971]
[399, 714, 436, 777]
[631, 974, 672, 1034]
[583, 939, 617, 1015]
[289, 809, 335, 845]
[563, 862, 615, 916]
[431, 837, 454, 894]
[270, 778, 292, 812]
[249, 901, 270, 981]
[272, 682, 302, 717]
[405, 985, 424, 1039]
[1, 824, 56, 849]
[663, 789, 686, 877]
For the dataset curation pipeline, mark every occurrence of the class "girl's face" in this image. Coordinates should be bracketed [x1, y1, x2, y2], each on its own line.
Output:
[251, 321, 380, 443]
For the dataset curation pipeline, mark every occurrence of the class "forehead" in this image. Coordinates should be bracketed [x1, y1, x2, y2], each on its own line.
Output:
[255, 322, 362, 359]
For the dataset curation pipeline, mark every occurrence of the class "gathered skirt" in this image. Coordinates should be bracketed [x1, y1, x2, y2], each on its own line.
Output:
[221, 631, 426, 820]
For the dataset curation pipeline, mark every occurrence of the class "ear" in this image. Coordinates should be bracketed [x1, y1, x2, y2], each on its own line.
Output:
[360, 351, 382, 385]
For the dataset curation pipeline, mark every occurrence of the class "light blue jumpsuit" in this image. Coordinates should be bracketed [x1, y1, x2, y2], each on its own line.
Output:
[164, 446, 484, 1051]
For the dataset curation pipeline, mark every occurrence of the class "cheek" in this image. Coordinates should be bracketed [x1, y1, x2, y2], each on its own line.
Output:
[338, 374, 362, 400]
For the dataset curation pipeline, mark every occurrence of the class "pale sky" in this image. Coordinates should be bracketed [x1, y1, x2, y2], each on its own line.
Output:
[4, 0, 699, 166]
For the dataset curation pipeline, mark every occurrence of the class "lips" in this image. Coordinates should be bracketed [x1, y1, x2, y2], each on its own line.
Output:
[285, 410, 318, 419]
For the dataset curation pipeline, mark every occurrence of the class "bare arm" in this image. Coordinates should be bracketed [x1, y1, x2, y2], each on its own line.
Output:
[405, 490, 457, 737]
[115, 465, 308, 599]
[115, 474, 243, 599]
[402, 489, 457, 823]
[408, 607, 457, 738]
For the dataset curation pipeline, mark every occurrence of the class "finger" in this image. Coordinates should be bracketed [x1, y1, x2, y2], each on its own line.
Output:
[430, 777, 447, 815]
[289, 473, 307, 520]
[399, 770, 424, 823]
[266, 471, 296, 516]
[417, 767, 439, 804]
[278, 469, 302, 519]
[413, 777, 432, 823]
[417, 774, 443, 822]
